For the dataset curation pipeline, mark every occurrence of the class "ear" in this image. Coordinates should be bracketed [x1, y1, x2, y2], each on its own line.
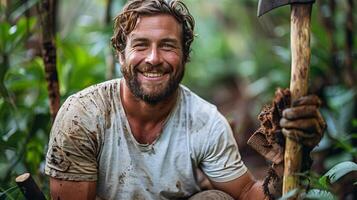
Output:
[118, 52, 125, 66]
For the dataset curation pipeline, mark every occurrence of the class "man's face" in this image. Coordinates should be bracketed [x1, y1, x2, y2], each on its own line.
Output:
[119, 14, 185, 104]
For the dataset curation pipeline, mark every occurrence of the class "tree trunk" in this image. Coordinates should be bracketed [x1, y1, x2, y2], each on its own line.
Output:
[105, 0, 116, 80]
[39, 0, 60, 122]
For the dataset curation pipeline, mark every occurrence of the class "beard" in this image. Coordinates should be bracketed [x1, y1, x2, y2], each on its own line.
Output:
[121, 63, 184, 105]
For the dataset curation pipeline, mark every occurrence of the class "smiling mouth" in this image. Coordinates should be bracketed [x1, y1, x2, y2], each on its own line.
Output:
[142, 72, 164, 78]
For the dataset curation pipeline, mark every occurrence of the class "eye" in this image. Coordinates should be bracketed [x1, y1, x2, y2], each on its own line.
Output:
[161, 43, 176, 51]
[133, 43, 148, 51]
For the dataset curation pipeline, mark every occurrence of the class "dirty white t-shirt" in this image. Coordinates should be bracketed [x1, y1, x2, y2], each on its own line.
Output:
[45, 79, 247, 200]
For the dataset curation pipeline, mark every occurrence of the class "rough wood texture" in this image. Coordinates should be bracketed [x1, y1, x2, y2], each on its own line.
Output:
[283, 3, 312, 197]
[39, 0, 60, 121]
[105, 0, 116, 80]
[16, 173, 46, 200]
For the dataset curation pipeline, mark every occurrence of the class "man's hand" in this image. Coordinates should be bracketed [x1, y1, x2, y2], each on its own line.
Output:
[280, 95, 326, 149]
[247, 88, 326, 199]
[248, 89, 326, 162]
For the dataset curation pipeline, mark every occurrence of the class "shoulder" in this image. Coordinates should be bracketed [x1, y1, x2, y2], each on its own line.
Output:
[179, 86, 240, 168]
[71, 79, 120, 101]
[63, 79, 120, 113]
[53, 79, 122, 132]
[179, 85, 227, 132]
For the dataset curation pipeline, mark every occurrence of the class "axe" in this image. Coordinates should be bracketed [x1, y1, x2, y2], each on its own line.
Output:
[258, 0, 315, 196]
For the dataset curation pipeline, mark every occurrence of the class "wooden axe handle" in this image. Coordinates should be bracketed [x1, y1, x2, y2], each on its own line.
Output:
[283, 3, 312, 196]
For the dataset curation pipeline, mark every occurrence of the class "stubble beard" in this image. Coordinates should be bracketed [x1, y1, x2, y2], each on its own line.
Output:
[121, 63, 184, 105]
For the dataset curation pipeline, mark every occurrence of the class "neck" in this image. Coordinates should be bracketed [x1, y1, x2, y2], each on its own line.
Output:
[120, 79, 178, 144]
[120, 79, 178, 124]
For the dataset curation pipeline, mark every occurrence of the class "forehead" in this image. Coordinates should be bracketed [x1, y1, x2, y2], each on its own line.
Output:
[128, 14, 182, 41]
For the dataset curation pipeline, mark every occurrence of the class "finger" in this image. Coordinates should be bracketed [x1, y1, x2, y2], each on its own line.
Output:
[282, 128, 314, 140]
[317, 111, 327, 133]
[292, 95, 321, 107]
[280, 118, 322, 134]
[303, 137, 322, 148]
[282, 128, 322, 148]
[282, 106, 319, 120]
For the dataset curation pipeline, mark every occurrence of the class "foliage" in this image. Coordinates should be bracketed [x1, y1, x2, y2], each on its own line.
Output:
[323, 161, 357, 184]
[0, 0, 356, 199]
[0, 10, 50, 197]
[280, 161, 357, 200]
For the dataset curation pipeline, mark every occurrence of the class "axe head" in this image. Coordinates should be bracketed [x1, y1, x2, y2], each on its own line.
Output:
[258, 0, 315, 17]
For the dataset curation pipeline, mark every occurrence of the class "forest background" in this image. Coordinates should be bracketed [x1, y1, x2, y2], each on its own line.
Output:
[0, 0, 356, 199]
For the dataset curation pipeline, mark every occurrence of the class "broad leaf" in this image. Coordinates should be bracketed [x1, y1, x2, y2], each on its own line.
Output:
[305, 189, 336, 200]
[322, 161, 357, 184]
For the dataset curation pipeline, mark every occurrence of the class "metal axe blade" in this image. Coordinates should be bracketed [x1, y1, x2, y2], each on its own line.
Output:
[257, 0, 315, 17]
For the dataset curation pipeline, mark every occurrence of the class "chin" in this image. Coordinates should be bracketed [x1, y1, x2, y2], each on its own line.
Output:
[139, 86, 178, 104]
[125, 73, 182, 104]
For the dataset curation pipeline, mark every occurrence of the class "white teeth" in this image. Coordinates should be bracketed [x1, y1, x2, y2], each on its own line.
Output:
[143, 72, 164, 78]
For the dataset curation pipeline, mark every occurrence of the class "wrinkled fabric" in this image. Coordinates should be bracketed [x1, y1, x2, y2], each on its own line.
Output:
[45, 79, 247, 200]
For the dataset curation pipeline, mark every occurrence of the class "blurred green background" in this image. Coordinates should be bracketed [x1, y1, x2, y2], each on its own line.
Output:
[0, 0, 356, 199]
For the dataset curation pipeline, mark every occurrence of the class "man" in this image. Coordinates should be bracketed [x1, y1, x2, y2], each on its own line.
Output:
[45, 0, 325, 199]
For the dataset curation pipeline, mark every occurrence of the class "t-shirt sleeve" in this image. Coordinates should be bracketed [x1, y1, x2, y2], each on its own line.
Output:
[200, 113, 247, 182]
[45, 95, 101, 181]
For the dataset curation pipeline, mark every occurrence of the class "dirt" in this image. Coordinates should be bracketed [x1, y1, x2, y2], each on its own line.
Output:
[256, 88, 291, 147]
[253, 88, 291, 199]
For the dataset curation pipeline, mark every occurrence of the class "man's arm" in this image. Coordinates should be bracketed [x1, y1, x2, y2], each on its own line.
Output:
[46, 95, 101, 199]
[211, 171, 266, 200]
[50, 178, 97, 200]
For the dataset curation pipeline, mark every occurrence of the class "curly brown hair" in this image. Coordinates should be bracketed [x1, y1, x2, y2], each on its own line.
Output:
[111, 0, 195, 63]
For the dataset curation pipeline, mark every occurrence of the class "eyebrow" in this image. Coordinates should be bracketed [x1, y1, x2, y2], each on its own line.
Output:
[160, 38, 180, 45]
[130, 35, 180, 45]
[131, 38, 149, 43]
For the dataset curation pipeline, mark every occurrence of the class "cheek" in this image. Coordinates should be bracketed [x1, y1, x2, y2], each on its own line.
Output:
[125, 50, 146, 68]
[164, 52, 183, 68]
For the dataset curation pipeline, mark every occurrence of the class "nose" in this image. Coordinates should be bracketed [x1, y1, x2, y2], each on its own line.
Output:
[145, 47, 161, 66]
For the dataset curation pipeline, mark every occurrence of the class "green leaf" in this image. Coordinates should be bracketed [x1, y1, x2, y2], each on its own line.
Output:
[323, 161, 357, 183]
[334, 138, 357, 156]
[0, 22, 11, 53]
[0, 185, 18, 200]
[318, 176, 328, 188]
[305, 189, 336, 200]
[9, 0, 41, 21]
[351, 133, 357, 139]
[352, 119, 357, 128]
